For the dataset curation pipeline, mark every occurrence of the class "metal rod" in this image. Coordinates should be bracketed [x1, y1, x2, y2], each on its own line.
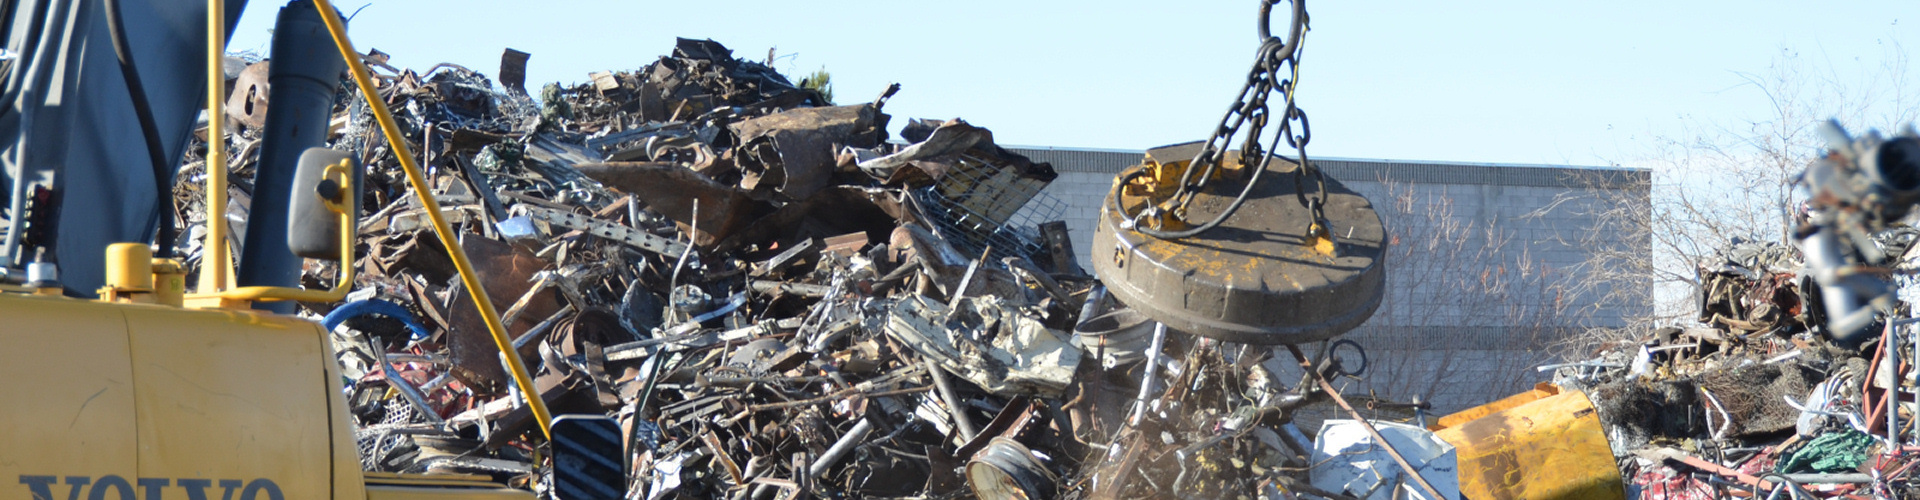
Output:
[947, 245, 991, 311]
[511, 304, 575, 349]
[926, 359, 978, 442]
[197, 0, 231, 293]
[807, 418, 874, 478]
[1764, 350, 1804, 364]
[372, 339, 444, 425]
[309, 0, 552, 438]
[1776, 473, 1874, 484]
[1287, 344, 1446, 500]
[1891, 320, 1900, 446]
[667, 199, 699, 307]
[1130, 322, 1168, 426]
[1534, 362, 1625, 372]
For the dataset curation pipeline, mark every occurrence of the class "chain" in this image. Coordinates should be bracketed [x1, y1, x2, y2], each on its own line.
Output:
[1116, 0, 1324, 239]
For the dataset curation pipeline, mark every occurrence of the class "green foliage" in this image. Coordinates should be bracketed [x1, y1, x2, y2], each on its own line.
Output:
[799, 68, 833, 105]
[539, 82, 572, 122]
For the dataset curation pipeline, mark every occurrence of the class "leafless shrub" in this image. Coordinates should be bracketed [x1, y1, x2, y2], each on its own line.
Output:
[1546, 43, 1918, 356]
[1334, 178, 1581, 414]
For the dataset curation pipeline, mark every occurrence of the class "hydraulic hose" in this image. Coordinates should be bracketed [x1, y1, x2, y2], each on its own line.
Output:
[322, 298, 432, 341]
[102, 0, 177, 257]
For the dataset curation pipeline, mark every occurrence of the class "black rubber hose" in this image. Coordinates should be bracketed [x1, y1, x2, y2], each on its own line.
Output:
[1107, 147, 1274, 240]
[103, 0, 177, 257]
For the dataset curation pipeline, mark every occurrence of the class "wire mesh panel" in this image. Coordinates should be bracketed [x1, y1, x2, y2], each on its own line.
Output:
[912, 178, 1065, 263]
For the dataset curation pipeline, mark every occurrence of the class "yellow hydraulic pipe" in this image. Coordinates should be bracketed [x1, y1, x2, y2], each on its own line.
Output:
[308, 0, 552, 438]
[197, 0, 231, 294]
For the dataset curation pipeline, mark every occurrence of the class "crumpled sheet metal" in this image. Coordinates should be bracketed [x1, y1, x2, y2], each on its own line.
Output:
[730, 103, 889, 200]
[1695, 240, 1811, 334]
[714, 186, 916, 253]
[856, 118, 992, 184]
[576, 161, 761, 247]
[1311, 420, 1461, 500]
[890, 223, 1029, 302]
[884, 295, 1081, 396]
[228, 61, 272, 129]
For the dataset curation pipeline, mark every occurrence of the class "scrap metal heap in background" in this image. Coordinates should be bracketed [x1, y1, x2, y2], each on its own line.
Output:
[1502, 123, 1920, 500]
[167, 38, 1397, 499]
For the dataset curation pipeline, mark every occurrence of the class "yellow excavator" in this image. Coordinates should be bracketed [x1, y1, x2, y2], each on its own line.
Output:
[0, 0, 591, 498]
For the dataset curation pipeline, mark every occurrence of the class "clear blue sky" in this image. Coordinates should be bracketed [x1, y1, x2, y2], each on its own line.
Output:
[229, 1, 1912, 167]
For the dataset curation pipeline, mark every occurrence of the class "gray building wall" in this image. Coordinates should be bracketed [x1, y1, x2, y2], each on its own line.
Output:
[1008, 146, 1651, 413]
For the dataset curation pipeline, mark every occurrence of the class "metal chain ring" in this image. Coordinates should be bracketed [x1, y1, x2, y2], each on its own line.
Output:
[1118, 0, 1323, 239]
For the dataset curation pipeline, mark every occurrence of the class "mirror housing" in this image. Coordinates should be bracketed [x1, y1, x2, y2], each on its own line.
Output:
[287, 147, 359, 259]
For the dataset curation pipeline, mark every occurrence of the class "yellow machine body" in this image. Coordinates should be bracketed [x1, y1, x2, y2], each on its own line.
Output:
[1431, 389, 1625, 500]
[1430, 382, 1562, 431]
[0, 292, 531, 500]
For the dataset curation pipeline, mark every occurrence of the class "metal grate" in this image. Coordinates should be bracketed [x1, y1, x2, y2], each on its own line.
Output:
[911, 174, 1064, 263]
[355, 397, 419, 471]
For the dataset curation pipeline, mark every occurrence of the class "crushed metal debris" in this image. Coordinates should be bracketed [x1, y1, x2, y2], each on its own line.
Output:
[170, 32, 1920, 500]
[177, 38, 1382, 500]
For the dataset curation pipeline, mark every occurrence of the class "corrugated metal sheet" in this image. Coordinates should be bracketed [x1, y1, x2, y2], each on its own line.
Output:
[1007, 147, 1142, 175]
[1005, 146, 1649, 189]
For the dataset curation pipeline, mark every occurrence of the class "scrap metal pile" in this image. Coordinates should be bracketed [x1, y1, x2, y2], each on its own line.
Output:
[1537, 208, 1920, 495]
[166, 39, 1382, 499]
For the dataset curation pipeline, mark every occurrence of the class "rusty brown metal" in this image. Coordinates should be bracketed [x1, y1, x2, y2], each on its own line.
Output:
[444, 236, 561, 392]
[226, 61, 271, 129]
[576, 161, 761, 246]
[498, 48, 530, 94]
[180, 33, 1444, 500]
[729, 104, 890, 200]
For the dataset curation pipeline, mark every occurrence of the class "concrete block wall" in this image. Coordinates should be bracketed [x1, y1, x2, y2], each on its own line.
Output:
[1009, 146, 1651, 412]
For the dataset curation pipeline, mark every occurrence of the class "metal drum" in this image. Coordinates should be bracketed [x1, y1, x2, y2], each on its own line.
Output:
[1071, 308, 1155, 367]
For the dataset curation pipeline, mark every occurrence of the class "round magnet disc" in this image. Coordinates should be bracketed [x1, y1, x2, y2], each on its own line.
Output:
[1092, 144, 1386, 345]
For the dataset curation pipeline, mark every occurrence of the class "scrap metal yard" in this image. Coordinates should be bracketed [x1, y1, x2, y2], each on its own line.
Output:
[3, 1, 1918, 499]
[178, 37, 1920, 499]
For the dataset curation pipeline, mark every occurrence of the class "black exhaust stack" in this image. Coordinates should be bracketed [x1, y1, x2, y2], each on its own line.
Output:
[236, 0, 347, 312]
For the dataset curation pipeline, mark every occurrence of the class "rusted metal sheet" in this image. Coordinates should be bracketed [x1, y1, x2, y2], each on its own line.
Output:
[1432, 390, 1625, 500]
[498, 48, 530, 94]
[226, 61, 271, 129]
[575, 161, 760, 246]
[730, 103, 890, 200]
[443, 236, 560, 391]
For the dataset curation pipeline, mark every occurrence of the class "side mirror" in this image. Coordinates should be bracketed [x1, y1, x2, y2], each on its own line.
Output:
[287, 147, 359, 259]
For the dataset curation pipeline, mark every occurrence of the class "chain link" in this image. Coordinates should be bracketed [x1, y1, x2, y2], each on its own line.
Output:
[1118, 0, 1325, 239]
